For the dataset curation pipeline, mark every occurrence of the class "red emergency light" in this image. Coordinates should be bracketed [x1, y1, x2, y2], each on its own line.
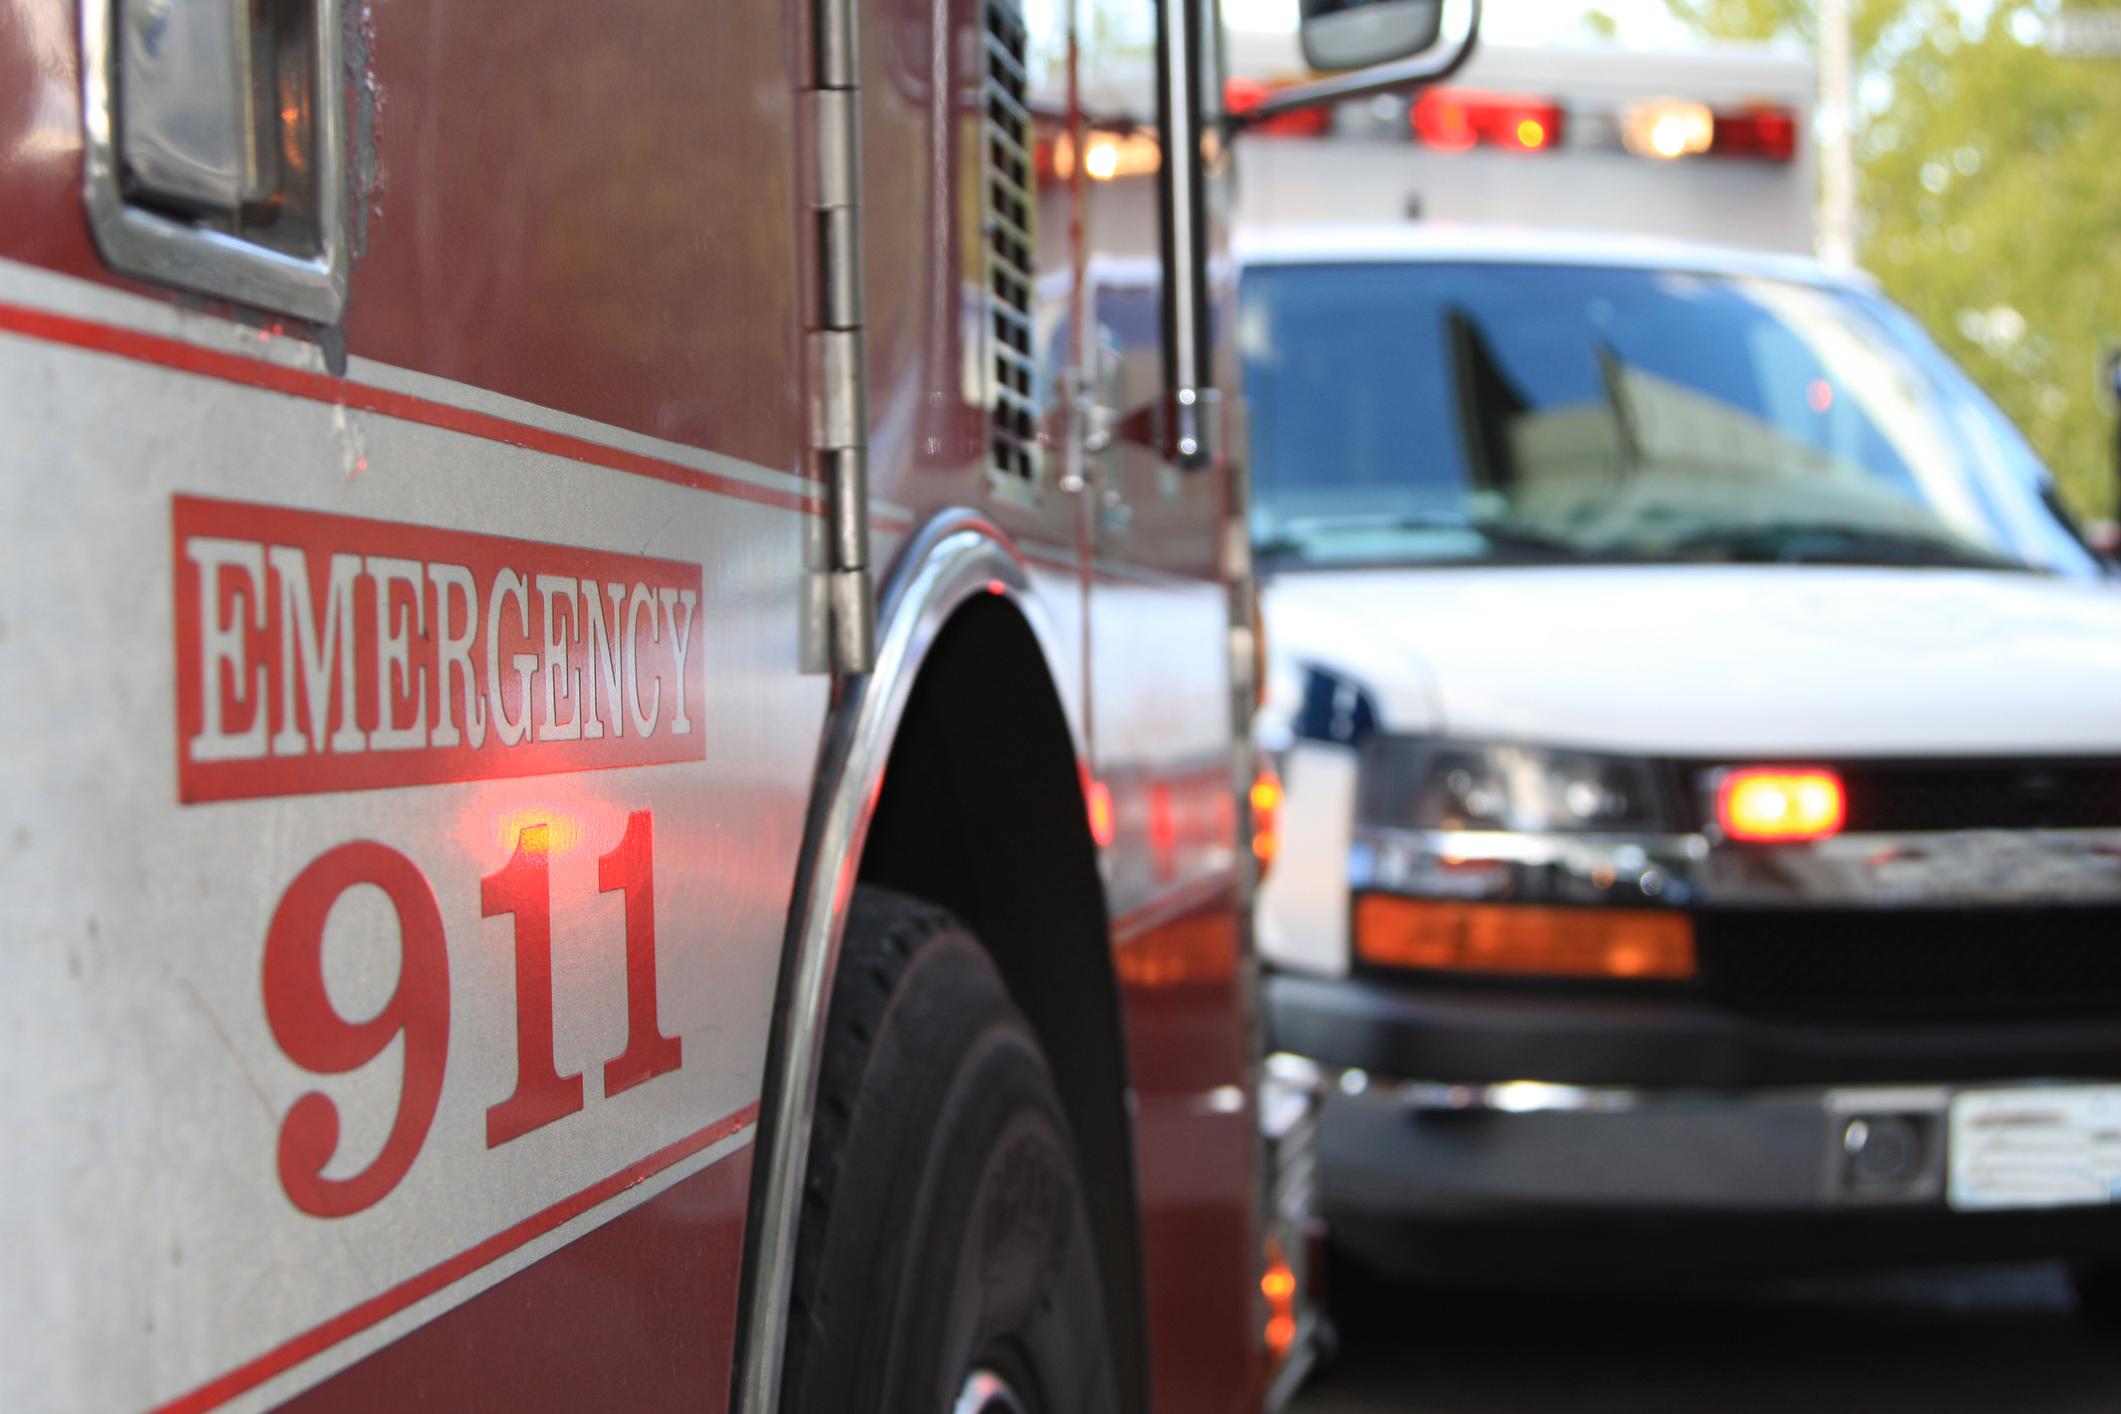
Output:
[1621, 100, 1799, 163]
[1710, 106, 1799, 162]
[1223, 77, 1334, 138]
[1412, 90, 1564, 154]
[1717, 768, 1846, 842]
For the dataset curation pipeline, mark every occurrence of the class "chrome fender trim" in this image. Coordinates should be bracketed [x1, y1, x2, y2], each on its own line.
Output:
[736, 509, 1066, 1414]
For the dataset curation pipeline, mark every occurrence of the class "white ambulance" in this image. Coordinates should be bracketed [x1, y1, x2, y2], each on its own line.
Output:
[1237, 40, 2121, 1297]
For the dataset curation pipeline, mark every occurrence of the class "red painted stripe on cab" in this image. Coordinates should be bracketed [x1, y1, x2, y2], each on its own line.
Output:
[0, 302, 821, 515]
[148, 1101, 760, 1414]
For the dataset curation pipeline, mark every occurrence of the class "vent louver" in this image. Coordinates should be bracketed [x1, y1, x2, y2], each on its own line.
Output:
[980, 0, 1039, 492]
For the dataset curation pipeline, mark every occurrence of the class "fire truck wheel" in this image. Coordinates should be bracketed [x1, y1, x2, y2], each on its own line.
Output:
[2072, 1262, 2121, 1331]
[782, 886, 1122, 1414]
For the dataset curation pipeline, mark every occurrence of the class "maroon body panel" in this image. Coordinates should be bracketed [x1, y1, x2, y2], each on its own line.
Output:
[1120, 884, 1265, 1414]
[0, 0, 804, 472]
[341, 1, 802, 472]
[0, 0, 108, 284]
[280, 1150, 751, 1414]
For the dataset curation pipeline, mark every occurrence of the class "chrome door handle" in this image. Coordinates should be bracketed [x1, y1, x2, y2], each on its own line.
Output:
[84, 0, 348, 322]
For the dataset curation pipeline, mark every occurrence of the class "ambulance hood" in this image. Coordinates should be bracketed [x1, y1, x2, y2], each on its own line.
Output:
[1262, 563, 2121, 758]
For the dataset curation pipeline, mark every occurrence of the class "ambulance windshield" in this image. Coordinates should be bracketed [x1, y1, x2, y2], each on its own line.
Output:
[1241, 260, 2100, 575]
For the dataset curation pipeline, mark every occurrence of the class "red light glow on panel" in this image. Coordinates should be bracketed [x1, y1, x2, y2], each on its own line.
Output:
[1807, 379, 1834, 414]
[1718, 769, 1846, 842]
[1413, 90, 1564, 154]
[1148, 780, 1178, 881]
[1087, 778, 1116, 849]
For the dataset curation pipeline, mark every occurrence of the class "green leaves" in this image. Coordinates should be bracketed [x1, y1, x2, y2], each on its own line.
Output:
[1665, 0, 2121, 517]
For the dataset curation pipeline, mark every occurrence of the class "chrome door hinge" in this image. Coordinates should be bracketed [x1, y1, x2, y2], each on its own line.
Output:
[803, 13, 874, 675]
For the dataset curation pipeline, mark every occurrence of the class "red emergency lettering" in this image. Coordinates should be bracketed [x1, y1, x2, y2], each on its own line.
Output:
[172, 496, 708, 802]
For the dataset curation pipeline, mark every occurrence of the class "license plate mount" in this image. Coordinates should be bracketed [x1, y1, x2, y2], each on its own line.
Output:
[1947, 1085, 2121, 1211]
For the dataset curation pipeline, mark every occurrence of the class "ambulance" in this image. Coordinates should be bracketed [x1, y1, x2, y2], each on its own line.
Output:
[1238, 36, 2121, 1298]
[0, 0, 1476, 1410]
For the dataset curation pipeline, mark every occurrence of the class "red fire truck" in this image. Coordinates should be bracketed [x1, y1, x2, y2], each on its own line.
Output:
[0, 0, 1474, 1411]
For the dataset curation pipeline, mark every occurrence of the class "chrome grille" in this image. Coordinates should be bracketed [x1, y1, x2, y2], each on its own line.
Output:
[980, 0, 1039, 491]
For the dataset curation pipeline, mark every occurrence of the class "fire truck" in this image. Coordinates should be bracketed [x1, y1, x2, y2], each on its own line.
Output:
[0, 0, 1478, 1411]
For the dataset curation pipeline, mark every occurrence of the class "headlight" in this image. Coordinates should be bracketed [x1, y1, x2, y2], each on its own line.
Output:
[1357, 738, 1673, 833]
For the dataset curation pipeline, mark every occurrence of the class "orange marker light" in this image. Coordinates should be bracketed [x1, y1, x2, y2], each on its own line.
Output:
[1354, 897, 1696, 981]
[1250, 764, 1283, 870]
[1262, 1240, 1298, 1364]
[1514, 117, 1549, 150]
[1718, 768, 1846, 842]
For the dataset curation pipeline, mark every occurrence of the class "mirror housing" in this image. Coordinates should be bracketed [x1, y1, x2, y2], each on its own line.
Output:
[1301, 0, 1443, 72]
[1232, 0, 1481, 132]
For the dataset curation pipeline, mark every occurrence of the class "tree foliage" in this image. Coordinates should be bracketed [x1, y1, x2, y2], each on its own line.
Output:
[1664, 0, 2121, 516]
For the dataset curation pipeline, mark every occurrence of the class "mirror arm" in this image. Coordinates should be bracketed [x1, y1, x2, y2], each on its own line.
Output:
[1227, 0, 1483, 132]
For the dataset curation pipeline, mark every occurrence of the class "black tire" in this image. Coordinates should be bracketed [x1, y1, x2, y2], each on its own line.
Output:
[2072, 1262, 2121, 1331]
[782, 886, 1121, 1414]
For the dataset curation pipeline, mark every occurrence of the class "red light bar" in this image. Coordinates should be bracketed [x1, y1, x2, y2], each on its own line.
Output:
[1413, 89, 1564, 154]
[1717, 768, 1846, 842]
[1224, 78, 1333, 138]
[1710, 107, 1798, 163]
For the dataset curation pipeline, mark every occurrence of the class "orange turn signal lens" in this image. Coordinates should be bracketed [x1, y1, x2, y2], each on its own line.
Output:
[1717, 768, 1845, 842]
[1250, 763, 1283, 870]
[1354, 896, 1696, 981]
[1261, 1240, 1298, 1364]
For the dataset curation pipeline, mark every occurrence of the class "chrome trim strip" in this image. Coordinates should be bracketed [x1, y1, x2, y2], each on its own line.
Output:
[736, 511, 1052, 1414]
[80, 0, 349, 323]
[1309, 1068, 2100, 1117]
[1355, 825, 2121, 909]
[1354, 826, 1707, 907]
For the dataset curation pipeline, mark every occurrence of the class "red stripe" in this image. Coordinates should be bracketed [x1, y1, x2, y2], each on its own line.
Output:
[0, 302, 821, 516]
[148, 1102, 761, 1414]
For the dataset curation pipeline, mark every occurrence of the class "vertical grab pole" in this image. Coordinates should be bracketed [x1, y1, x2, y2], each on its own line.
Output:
[1155, 0, 1212, 470]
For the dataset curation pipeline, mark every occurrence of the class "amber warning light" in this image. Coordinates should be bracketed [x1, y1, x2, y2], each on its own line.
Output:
[1718, 769, 1847, 842]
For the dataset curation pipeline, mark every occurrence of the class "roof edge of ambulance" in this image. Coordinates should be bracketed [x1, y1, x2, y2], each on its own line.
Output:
[1232, 224, 1869, 290]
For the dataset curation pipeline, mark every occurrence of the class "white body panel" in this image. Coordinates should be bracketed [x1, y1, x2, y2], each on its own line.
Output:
[0, 260, 829, 1414]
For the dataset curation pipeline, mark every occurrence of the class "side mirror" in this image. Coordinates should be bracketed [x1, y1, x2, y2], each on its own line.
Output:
[1232, 0, 1481, 131]
[1301, 0, 1445, 72]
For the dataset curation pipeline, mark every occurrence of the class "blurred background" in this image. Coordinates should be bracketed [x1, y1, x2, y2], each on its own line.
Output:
[1209, 2, 2121, 1408]
[1224, 0, 2121, 523]
[1039, 0, 2121, 512]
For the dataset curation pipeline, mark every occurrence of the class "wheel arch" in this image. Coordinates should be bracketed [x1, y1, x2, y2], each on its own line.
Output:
[735, 511, 1146, 1414]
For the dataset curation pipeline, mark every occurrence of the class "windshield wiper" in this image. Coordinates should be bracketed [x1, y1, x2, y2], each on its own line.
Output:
[1257, 513, 1587, 563]
[1666, 521, 2027, 571]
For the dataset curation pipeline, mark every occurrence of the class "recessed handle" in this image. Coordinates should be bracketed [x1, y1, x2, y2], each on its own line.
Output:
[83, 0, 347, 322]
[117, 0, 266, 214]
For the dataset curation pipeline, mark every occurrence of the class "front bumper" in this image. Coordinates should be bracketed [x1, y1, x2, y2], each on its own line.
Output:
[1281, 781, 2121, 1277]
[1267, 970, 2121, 1089]
[1305, 1066, 2121, 1280]
[1267, 972, 2121, 1277]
